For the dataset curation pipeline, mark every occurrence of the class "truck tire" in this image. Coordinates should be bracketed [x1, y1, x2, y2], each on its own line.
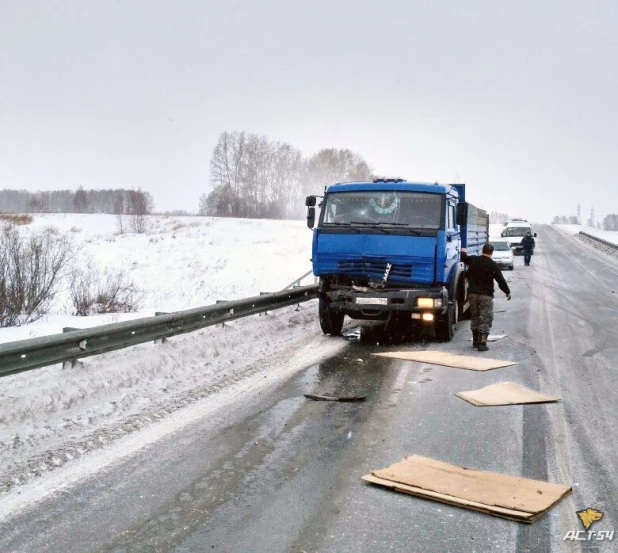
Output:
[457, 277, 471, 320]
[435, 304, 455, 341]
[319, 298, 344, 335]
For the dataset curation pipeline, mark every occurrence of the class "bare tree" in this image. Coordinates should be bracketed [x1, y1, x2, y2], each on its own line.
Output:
[198, 193, 209, 216]
[127, 189, 153, 233]
[210, 131, 247, 217]
[0, 224, 71, 327]
[204, 132, 366, 219]
[602, 214, 618, 231]
[114, 193, 126, 234]
[74, 186, 88, 213]
[70, 265, 141, 316]
[302, 148, 373, 196]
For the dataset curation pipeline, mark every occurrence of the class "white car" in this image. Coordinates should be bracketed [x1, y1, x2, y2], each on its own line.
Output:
[490, 240, 514, 270]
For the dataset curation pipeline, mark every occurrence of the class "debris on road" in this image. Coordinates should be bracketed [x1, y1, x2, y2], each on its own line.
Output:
[362, 455, 572, 523]
[372, 351, 517, 371]
[455, 382, 560, 407]
[468, 334, 507, 342]
[304, 393, 367, 402]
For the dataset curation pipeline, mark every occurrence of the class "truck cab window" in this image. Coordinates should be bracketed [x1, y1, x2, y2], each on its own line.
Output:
[447, 203, 456, 230]
[321, 191, 442, 229]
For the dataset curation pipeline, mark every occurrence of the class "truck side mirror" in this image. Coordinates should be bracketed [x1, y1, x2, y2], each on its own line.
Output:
[534, 232, 537, 237]
[305, 196, 317, 207]
[307, 207, 316, 229]
[456, 202, 468, 226]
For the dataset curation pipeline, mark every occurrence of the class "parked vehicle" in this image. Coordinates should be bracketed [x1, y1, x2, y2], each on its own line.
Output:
[490, 240, 514, 270]
[305, 179, 489, 341]
[501, 221, 537, 254]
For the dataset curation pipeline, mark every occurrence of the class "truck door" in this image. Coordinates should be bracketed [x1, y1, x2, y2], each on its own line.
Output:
[445, 200, 459, 278]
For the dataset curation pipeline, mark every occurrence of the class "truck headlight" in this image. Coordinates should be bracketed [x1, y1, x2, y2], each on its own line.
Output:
[417, 298, 442, 308]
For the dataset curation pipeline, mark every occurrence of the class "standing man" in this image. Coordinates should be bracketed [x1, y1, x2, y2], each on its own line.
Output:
[521, 232, 536, 266]
[461, 244, 512, 352]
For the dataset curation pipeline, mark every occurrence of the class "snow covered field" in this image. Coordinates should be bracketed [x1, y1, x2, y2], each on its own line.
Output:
[0, 214, 313, 344]
[554, 223, 618, 246]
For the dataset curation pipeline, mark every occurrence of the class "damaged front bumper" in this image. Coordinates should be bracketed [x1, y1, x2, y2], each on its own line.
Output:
[322, 285, 449, 320]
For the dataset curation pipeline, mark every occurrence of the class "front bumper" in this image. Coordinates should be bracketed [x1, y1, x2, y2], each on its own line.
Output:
[494, 259, 514, 268]
[323, 286, 449, 320]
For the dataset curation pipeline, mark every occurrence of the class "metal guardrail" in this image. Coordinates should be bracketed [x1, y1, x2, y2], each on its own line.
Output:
[578, 231, 618, 251]
[281, 269, 317, 290]
[0, 285, 318, 378]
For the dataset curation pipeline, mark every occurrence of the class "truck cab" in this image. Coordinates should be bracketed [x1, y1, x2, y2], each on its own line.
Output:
[306, 179, 488, 340]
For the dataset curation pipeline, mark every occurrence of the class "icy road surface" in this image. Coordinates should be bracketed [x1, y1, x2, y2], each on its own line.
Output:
[1, 225, 618, 552]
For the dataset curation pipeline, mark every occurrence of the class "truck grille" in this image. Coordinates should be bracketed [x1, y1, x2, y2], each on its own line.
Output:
[337, 259, 413, 280]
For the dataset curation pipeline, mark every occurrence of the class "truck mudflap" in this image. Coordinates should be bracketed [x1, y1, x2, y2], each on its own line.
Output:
[323, 286, 449, 319]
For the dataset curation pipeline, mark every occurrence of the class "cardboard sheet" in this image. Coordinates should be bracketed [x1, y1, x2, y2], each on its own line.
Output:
[372, 351, 517, 371]
[468, 334, 507, 342]
[455, 382, 560, 407]
[362, 455, 571, 523]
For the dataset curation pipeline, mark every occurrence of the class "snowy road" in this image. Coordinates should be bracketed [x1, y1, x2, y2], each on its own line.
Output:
[1, 225, 618, 552]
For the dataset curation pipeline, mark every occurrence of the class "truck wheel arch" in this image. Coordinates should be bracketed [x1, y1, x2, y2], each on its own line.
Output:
[454, 269, 470, 320]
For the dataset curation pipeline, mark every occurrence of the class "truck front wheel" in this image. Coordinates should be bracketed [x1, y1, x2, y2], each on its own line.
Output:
[319, 298, 344, 335]
[435, 303, 455, 341]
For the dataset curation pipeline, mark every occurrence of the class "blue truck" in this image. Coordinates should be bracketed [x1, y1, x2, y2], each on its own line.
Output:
[305, 179, 489, 340]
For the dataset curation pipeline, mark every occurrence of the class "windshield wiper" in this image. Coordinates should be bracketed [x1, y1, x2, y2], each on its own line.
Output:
[323, 222, 362, 233]
[364, 222, 424, 235]
[349, 222, 391, 234]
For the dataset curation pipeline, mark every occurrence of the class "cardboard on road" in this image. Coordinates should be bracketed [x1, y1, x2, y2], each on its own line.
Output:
[362, 455, 571, 523]
[455, 382, 560, 407]
[372, 351, 517, 371]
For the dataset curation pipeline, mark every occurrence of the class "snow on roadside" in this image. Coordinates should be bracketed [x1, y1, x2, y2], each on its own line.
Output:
[489, 223, 505, 239]
[0, 214, 313, 344]
[554, 224, 618, 245]
[0, 302, 337, 495]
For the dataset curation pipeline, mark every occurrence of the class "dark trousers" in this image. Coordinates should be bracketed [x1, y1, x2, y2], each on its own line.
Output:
[469, 293, 494, 335]
[523, 249, 533, 265]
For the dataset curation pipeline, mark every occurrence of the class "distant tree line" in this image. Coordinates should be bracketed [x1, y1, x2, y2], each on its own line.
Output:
[602, 214, 618, 231]
[489, 212, 510, 224]
[199, 131, 373, 219]
[0, 187, 154, 216]
[552, 215, 580, 225]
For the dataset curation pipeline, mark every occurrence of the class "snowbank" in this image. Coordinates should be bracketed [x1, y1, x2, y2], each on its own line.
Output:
[554, 224, 618, 246]
[489, 223, 505, 238]
[0, 214, 313, 344]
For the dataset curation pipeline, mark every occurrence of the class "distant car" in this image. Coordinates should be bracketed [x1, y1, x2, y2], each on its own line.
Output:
[501, 222, 536, 254]
[490, 240, 514, 270]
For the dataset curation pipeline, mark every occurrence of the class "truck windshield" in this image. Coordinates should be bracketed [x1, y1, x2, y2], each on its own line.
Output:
[321, 191, 442, 229]
[504, 227, 530, 237]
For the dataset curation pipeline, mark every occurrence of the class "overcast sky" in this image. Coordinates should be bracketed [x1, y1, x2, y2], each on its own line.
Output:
[1, 0, 617, 223]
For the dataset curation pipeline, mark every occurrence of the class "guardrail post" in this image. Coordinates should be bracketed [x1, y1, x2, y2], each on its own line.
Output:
[154, 312, 169, 344]
[216, 301, 227, 327]
[62, 327, 80, 369]
[259, 292, 269, 316]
